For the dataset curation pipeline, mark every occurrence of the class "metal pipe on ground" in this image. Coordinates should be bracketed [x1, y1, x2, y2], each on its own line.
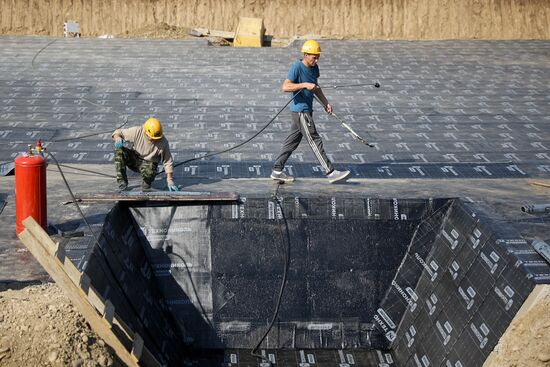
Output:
[521, 204, 550, 214]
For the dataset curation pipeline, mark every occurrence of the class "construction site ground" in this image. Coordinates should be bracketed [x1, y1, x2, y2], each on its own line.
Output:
[0, 36, 549, 366]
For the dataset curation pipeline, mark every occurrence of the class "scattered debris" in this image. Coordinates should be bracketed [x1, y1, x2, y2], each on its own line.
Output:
[63, 21, 81, 38]
[116, 23, 239, 46]
[187, 27, 234, 39]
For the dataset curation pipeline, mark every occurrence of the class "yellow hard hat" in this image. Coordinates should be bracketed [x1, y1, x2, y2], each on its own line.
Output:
[143, 117, 163, 140]
[301, 40, 321, 54]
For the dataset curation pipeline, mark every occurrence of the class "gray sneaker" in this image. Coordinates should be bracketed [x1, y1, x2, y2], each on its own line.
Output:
[141, 181, 152, 191]
[270, 170, 294, 183]
[118, 181, 128, 191]
[327, 169, 350, 183]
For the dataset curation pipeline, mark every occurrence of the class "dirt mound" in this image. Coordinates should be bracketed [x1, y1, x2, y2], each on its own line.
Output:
[116, 22, 232, 45]
[0, 282, 121, 367]
[486, 287, 550, 367]
[117, 22, 190, 39]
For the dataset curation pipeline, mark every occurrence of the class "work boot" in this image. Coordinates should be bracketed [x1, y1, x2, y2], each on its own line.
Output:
[141, 181, 152, 191]
[270, 170, 294, 183]
[118, 181, 128, 191]
[327, 169, 350, 183]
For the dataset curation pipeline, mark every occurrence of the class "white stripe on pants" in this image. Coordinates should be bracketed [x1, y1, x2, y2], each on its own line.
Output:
[272, 112, 333, 174]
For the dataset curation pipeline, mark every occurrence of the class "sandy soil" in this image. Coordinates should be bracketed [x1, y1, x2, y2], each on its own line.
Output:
[115, 23, 233, 46]
[485, 287, 550, 367]
[117, 22, 191, 39]
[0, 282, 121, 367]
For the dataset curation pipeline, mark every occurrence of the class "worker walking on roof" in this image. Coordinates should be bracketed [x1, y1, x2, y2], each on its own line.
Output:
[271, 39, 350, 184]
[112, 117, 179, 192]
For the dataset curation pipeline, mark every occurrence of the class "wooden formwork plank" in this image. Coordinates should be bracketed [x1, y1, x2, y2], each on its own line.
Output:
[19, 216, 164, 367]
[62, 252, 83, 285]
[29, 221, 59, 256]
[18, 216, 139, 367]
[87, 286, 107, 315]
[529, 180, 550, 189]
[131, 333, 144, 360]
[55, 244, 91, 294]
[74, 190, 239, 203]
[85, 282, 162, 366]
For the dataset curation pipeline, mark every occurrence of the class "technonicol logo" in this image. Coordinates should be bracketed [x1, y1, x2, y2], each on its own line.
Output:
[374, 308, 397, 342]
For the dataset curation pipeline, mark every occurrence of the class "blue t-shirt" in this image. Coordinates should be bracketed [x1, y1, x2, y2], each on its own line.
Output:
[287, 60, 320, 113]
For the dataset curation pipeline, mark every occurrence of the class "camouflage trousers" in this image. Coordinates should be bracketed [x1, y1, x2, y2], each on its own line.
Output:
[115, 147, 158, 185]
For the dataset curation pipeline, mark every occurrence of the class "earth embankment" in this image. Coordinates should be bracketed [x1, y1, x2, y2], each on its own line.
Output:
[1, 0, 549, 39]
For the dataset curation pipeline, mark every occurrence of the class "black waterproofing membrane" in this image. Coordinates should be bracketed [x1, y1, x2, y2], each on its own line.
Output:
[0, 193, 6, 215]
[63, 197, 550, 366]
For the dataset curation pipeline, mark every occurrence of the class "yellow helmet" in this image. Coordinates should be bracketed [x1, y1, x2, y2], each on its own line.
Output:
[143, 117, 163, 140]
[301, 40, 321, 54]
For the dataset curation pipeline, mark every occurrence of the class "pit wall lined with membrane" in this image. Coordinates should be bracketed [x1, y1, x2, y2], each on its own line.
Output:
[128, 197, 449, 350]
[374, 199, 550, 366]
[80, 203, 186, 365]
[1, 0, 549, 39]
[68, 196, 550, 366]
[72, 197, 448, 365]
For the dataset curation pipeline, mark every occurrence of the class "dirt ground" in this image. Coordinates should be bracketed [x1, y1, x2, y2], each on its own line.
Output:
[486, 286, 550, 367]
[487, 291, 550, 367]
[114, 23, 233, 46]
[0, 281, 549, 366]
[116, 22, 190, 39]
[0, 282, 121, 367]
[1, 0, 549, 39]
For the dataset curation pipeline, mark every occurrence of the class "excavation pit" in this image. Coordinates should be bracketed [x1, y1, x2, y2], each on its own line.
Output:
[59, 195, 549, 366]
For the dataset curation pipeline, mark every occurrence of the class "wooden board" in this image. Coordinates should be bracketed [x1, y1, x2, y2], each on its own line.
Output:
[74, 190, 239, 203]
[17, 216, 163, 367]
[529, 181, 550, 189]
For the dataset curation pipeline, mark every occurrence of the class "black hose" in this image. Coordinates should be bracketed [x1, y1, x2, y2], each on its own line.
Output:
[54, 163, 116, 179]
[49, 116, 129, 143]
[168, 91, 302, 171]
[46, 150, 171, 363]
[324, 82, 381, 89]
[31, 41, 300, 180]
[251, 183, 291, 363]
[31, 39, 57, 69]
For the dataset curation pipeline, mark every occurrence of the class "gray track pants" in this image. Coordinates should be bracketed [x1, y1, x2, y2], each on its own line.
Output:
[273, 112, 333, 174]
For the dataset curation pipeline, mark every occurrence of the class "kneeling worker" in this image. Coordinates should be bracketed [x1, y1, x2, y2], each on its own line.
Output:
[112, 117, 179, 192]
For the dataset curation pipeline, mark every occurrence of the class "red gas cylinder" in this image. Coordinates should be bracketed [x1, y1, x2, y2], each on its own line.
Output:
[15, 151, 47, 235]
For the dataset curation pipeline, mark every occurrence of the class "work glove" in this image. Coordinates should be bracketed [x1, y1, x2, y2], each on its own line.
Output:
[114, 139, 124, 149]
[167, 179, 179, 192]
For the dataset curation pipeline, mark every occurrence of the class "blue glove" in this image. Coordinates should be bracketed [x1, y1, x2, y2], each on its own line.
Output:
[167, 179, 179, 192]
[114, 139, 124, 149]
